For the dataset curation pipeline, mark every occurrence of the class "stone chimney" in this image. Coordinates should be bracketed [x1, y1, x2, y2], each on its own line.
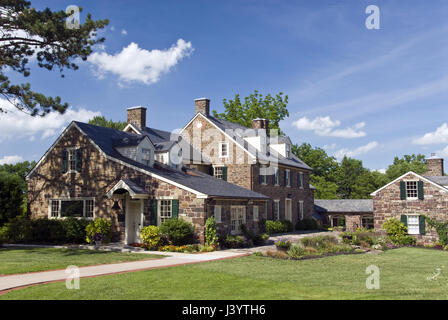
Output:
[194, 98, 210, 117]
[426, 153, 444, 176]
[127, 106, 147, 130]
[252, 118, 269, 132]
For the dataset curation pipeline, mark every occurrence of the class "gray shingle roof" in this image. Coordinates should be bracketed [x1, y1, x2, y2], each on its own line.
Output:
[74, 121, 268, 200]
[120, 179, 148, 195]
[424, 176, 448, 186]
[206, 115, 312, 171]
[314, 199, 373, 213]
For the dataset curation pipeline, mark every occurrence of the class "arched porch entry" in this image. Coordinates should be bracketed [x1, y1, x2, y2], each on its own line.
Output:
[106, 179, 149, 244]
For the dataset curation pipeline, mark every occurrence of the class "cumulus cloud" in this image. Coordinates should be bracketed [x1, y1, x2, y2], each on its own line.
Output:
[121, 29, 127, 36]
[88, 39, 194, 85]
[0, 155, 24, 165]
[374, 168, 387, 174]
[413, 123, 448, 145]
[292, 116, 366, 138]
[0, 99, 100, 141]
[334, 141, 378, 159]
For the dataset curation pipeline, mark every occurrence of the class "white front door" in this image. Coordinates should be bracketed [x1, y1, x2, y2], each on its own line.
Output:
[125, 198, 143, 244]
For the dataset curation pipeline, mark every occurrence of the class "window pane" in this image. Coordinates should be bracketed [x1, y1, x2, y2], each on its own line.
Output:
[51, 200, 59, 217]
[61, 200, 84, 217]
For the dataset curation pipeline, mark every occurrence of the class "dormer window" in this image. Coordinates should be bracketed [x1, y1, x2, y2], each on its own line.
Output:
[142, 148, 152, 166]
[286, 144, 291, 158]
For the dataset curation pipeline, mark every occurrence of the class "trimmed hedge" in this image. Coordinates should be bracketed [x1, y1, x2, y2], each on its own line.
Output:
[295, 218, 318, 231]
[159, 218, 195, 245]
[265, 220, 293, 234]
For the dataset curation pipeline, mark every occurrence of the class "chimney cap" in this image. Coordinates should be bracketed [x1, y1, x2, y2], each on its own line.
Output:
[127, 106, 147, 111]
[427, 153, 443, 159]
[194, 97, 210, 101]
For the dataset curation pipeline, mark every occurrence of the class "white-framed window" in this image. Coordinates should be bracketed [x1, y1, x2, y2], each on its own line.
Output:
[286, 144, 291, 158]
[407, 215, 420, 235]
[214, 166, 224, 180]
[155, 152, 168, 164]
[214, 205, 222, 223]
[230, 206, 246, 234]
[259, 165, 267, 185]
[285, 170, 291, 187]
[159, 200, 172, 226]
[141, 148, 152, 166]
[285, 199, 292, 222]
[298, 172, 304, 189]
[253, 206, 259, 221]
[273, 200, 280, 221]
[68, 149, 77, 171]
[219, 142, 229, 158]
[406, 181, 418, 199]
[49, 198, 95, 219]
[298, 200, 304, 221]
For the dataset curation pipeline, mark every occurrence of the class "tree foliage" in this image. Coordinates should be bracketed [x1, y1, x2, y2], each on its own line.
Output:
[0, 0, 108, 116]
[212, 90, 289, 134]
[88, 116, 127, 130]
[385, 154, 427, 181]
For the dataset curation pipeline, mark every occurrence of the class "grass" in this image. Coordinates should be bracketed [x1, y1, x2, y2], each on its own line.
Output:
[2, 247, 448, 299]
[0, 247, 162, 275]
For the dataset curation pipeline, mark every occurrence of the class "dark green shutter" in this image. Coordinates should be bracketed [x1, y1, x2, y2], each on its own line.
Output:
[75, 148, 82, 172]
[222, 167, 227, 181]
[400, 215, 408, 227]
[151, 199, 158, 225]
[290, 172, 293, 186]
[418, 181, 424, 200]
[400, 181, 406, 200]
[272, 171, 275, 185]
[172, 199, 179, 219]
[419, 215, 426, 235]
[62, 149, 68, 173]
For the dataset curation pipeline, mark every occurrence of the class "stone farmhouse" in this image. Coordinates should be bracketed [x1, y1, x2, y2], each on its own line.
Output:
[26, 98, 314, 244]
[371, 155, 448, 245]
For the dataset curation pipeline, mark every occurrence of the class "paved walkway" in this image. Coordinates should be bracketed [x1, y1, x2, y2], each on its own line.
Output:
[0, 249, 249, 293]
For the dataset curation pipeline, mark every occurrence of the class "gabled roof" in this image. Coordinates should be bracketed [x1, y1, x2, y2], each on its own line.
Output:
[424, 175, 448, 187]
[106, 179, 149, 199]
[28, 121, 268, 200]
[314, 199, 373, 213]
[370, 171, 448, 196]
[179, 112, 312, 171]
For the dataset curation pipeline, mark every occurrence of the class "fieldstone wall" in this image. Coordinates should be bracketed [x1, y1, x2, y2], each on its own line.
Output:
[373, 172, 448, 244]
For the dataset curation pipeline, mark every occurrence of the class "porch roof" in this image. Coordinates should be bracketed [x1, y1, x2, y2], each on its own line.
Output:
[106, 179, 149, 199]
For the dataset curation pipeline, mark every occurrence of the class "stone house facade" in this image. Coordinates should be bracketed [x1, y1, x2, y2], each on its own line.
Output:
[179, 98, 315, 229]
[26, 107, 268, 245]
[371, 156, 448, 245]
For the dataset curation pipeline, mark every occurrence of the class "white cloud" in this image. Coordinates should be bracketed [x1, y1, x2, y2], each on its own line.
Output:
[413, 123, 448, 145]
[374, 168, 387, 174]
[0, 99, 100, 141]
[334, 141, 378, 159]
[292, 116, 366, 138]
[121, 29, 127, 36]
[0, 155, 24, 165]
[88, 39, 194, 85]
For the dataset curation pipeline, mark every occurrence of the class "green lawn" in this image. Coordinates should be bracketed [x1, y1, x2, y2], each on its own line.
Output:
[0, 247, 162, 275]
[2, 247, 448, 299]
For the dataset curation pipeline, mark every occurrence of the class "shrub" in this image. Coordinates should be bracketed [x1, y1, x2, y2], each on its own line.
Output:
[0, 216, 33, 243]
[287, 243, 306, 258]
[141, 225, 161, 250]
[300, 235, 338, 249]
[224, 235, 246, 248]
[86, 218, 112, 244]
[341, 228, 379, 247]
[61, 217, 89, 243]
[264, 249, 289, 259]
[159, 218, 195, 245]
[295, 219, 318, 230]
[31, 218, 65, 243]
[383, 218, 416, 246]
[265, 220, 292, 234]
[205, 216, 219, 248]
[253, 233, 269, 246]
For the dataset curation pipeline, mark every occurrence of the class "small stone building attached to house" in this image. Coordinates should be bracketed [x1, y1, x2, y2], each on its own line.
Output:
[314, 199, 374, 231]
[371, 155, 448, 244]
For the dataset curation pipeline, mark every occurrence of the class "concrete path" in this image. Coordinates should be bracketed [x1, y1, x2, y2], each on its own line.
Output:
[0, 250, 249, 293]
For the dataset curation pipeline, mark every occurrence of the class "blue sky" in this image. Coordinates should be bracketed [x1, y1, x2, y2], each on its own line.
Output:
[2, 0, 448, 172]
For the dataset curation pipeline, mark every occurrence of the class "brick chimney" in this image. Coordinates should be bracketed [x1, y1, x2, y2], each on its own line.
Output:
[194, 98, 210, 117]
[127, 106, 147, 130]
[252, 118, 269, 131]
[426, 153, 444, 176]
